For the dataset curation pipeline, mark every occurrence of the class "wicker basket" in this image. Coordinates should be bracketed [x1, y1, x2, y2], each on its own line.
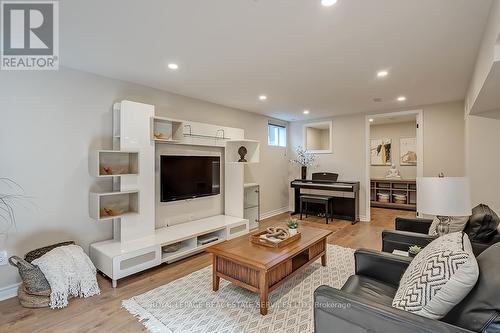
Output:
[24, 241, 74, 263]
[9, 241, 75, 300]
[9, 256, 51, 296]
[393, 194, 407, 204]
[377, 193, 390, 203]
[17, 284, 50, 308]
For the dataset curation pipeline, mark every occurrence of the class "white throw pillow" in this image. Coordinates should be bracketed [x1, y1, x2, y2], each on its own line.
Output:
[392, 232, 479, 319]
[428, 216, 469, 236]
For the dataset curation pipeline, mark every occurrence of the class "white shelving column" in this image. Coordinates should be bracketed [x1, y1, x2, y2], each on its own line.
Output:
[224, 140, 260, 221]
[112, 100, 155, 242]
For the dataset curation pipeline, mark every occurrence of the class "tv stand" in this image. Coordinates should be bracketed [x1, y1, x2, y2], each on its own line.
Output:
[90, 215, 248, 287]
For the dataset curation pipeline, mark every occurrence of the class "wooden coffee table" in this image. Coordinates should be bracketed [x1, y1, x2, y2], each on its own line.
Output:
[207, 225, 332, 315]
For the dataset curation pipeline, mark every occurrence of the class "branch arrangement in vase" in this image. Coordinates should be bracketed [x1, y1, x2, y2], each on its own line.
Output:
[290, 146, 317, 167]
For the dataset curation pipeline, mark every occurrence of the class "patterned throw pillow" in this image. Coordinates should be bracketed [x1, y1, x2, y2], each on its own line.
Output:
[428, 216, 469, 236]
[392, 232, 479, 319]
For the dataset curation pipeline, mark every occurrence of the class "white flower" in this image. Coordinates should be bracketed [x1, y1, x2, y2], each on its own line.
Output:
[290, 146, 317, 167]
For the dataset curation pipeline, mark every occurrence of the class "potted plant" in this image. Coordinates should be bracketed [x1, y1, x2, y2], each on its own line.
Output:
[287, 219, 299, 235]
[408, 245, 422, 258]
[0, 178, 26, 237]
[290, 146, 317, 180]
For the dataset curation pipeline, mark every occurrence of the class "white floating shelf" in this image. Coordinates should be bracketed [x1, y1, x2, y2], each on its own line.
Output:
[89, 190, 140, 221]
[89, 150, 139, 177]
[154, 138, 180, 143]
[151, 116, 184, 142]
[225, 139, 260, 163]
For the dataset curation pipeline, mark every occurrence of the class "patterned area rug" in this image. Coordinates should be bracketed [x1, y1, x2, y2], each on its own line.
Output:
[123, 245, 355, 333]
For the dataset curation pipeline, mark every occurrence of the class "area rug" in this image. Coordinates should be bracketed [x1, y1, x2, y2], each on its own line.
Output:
[123, 245, 355, 333]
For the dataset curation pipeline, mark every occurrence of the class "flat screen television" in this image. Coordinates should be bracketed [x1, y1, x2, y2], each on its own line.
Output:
[160, 155, 221, 202]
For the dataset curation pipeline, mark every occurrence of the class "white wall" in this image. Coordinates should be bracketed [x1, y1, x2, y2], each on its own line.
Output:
[288, 101, 466, 220]
[465, 115, 500, 213]
[370, 121, 417, 179]
[466, 0, 500, 113]
[0, 68, 289, 290]
[464, 0, 500, 214]
[422, 101, 465, 177]
[289, 114, 367, 218]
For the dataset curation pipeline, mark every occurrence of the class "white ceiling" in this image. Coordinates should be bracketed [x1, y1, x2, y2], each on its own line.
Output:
[60, 0, 492, 121]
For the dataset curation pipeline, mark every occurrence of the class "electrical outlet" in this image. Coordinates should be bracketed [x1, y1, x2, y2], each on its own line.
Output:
[0, 250, 8, 266]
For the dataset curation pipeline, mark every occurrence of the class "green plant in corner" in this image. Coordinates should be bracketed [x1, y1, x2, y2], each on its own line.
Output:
[408, 245, 422, 256]
[0, 178, 27, 236]
[287, 219, 299, 229]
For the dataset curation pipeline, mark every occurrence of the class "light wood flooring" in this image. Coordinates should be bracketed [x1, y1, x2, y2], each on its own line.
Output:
[0, 207, 415, 333]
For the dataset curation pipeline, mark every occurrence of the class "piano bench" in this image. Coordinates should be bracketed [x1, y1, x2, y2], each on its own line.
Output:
[300, 194, 334, 224]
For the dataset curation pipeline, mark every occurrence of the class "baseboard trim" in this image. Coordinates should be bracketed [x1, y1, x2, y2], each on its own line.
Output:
[260, 206, 290, 220]
[0, 282, 20, 301]
[260, 208, 370, 223]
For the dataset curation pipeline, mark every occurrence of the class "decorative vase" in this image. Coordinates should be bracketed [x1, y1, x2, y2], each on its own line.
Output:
[301, 166, 307, 179]
[289, 228, 298, 236]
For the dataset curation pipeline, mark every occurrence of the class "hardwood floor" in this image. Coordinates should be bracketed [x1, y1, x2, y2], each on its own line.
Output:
[0, 207, 415, 333]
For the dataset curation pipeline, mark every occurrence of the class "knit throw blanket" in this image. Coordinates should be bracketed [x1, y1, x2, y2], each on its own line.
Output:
[32, 245, 100, 308]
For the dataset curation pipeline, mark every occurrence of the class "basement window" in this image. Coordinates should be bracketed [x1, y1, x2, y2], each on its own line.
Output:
[268, 123, 286, 147]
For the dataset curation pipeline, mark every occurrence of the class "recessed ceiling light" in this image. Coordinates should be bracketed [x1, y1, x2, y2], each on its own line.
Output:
[303, 110, 310, 115]
[369, 118, 374, 122]
[259, 95, 267, 101]
[377, 70, 388, 78]
[397, 96, 407, 102]
[321, 0, 338, 7]
[167, 63, 179, 70]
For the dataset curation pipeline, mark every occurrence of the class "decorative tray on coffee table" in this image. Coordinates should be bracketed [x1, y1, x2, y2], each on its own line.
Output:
[250, 229, 301, 248]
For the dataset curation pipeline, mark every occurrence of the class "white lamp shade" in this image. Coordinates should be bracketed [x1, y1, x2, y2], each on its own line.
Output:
[417, 177, 472, 217]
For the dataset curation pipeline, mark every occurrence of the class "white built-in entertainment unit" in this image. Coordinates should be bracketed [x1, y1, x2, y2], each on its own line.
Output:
[89, 100, 259, 287]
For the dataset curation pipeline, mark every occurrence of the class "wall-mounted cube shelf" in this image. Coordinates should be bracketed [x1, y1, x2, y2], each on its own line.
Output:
[225, 139, 260, 163]
[151, 116, 183, 142]
[90, 150, 139, 177]
[89, 190, 140, 221]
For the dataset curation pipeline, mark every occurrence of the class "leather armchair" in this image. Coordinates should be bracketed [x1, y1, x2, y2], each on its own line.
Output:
[314, 245, 500, 333]
[314, 249, 472, 333]
[382, 217, 437, 253]
[382, 216, 500, 256]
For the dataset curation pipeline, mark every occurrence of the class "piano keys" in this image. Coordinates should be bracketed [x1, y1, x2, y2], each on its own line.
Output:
[290, 178, 360, 224]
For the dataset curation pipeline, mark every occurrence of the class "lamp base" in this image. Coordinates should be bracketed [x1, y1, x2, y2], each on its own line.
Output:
[436, 216, 452, 236]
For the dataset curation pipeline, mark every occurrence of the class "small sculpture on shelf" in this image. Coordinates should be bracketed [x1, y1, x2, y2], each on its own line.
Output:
[100, 166, 128, 176]
[101, 167, 113, 175]
[238, 146, 248, 162]
[385, 164, 402, 179]
[154, 132, 169, 140]
[101, 207, 123, 217]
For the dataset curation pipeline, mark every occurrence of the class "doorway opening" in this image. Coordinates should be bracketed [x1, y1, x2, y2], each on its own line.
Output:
[365, 110, 423, 222]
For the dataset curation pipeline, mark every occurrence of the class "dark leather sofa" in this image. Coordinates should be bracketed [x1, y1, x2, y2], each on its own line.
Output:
[314, 244, 500, 333]
[382, 204, 500, 256]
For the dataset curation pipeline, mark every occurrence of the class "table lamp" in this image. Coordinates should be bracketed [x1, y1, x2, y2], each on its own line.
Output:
[417, 177, 472, 236]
